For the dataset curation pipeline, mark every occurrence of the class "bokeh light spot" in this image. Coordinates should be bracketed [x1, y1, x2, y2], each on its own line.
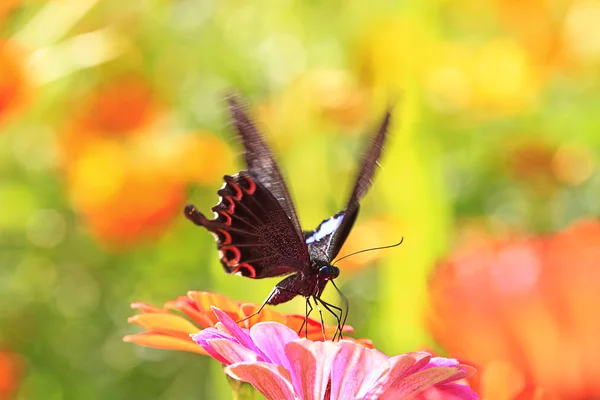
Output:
[12, 126, 58, 171]
[0, 182, 37, 230]
[552, 144, 594, 186]
[564, 0, 600, 63]
[54, 269, 100, 318]
[11, 255, 58, 301]
[26, 209, 67, 248]
[258, 34, 306, 85]
[102, 333, 139, 371]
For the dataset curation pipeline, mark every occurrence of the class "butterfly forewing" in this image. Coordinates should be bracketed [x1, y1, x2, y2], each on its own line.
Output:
[305, 110, 392, 263]
[226, 94, 304, 242]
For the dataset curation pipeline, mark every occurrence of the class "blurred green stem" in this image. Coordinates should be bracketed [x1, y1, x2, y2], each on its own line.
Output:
[224, 369, 259, 400]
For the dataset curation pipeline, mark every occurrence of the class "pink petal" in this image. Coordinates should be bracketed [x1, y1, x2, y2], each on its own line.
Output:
[433, 365, 475, 386]
[225, 362, 297, 400]
[330, 340, 390, 400]
[417, 383, 479, 400]
[206, 338, 261, 364]
[250, 322, 299, 368]
[192, 328, 235, 364]
[284, 339, 340, 400]
[211, 307, 268, 359]
[395, 352, 433, 377]
[362, 352, 430, 398]
[428, 357, 460, 368]
[377, 366, 466, 399]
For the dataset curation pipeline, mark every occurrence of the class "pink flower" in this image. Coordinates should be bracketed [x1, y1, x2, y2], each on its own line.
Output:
[193, 307, 478, 400]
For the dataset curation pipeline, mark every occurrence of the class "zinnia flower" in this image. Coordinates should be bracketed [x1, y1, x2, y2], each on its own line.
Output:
[428, 219, 600, 399]
[124, 291, 370, 355]
[193, 307, 478, 400]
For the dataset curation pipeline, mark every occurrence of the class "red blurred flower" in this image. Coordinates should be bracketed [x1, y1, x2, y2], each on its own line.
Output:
[428, 219, 600, 399]
[124, 291, 372, 355]
[0, 348, 22, 399]
[0, 40, 30, 126]
[75, 76, 156, 134]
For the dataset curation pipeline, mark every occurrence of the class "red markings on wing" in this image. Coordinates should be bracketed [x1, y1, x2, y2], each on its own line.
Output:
[216, 228, 232, 244]
[217, 211, 232, 226]
[242, 174, 256, 195]
[223, 196, 235, 213]
[220, 245, 241, 265]
[228, 180, 243, 201]
[232, 262, 257, 278]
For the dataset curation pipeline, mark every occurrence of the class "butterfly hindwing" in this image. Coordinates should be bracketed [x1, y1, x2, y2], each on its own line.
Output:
[185, 171, 310, 279]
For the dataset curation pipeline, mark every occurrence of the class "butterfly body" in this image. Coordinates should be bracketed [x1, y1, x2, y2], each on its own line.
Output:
[185, 94, 391, 332]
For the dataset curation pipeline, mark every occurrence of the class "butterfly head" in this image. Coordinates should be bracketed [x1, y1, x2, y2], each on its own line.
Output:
[317, 264, 340, 281]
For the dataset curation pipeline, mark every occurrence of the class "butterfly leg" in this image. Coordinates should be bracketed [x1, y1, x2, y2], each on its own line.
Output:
[311, 296, 328, 340]
[316, 298, 344, 341]
[237, 276, 304, 324]
[298, 297, 314, 338]
[236, 286, 278, 324]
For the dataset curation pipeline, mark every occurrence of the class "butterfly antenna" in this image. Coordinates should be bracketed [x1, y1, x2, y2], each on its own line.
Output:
[332, 237, 404, 266]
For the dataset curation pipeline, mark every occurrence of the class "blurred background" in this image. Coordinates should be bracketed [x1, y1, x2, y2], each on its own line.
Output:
[1, 0, 600, 399]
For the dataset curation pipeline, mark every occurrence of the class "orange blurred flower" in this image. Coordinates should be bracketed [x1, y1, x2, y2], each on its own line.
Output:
[502, 140, 594, 194]
[0, 349, 22, 399]
[492, 0, 566, 68]
[124, 291, 372, 355]
[58, 75, 232, 248]
[75, 76, 156, 135]
[428, 219, 600, 399]
[0, 40, 30, 126]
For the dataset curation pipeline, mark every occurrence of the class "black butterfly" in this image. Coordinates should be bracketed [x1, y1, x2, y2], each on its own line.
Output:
[185, 94, 391, 339]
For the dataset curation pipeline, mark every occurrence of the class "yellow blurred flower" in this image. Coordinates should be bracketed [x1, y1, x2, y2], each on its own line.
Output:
[289, 69, 370, 127]
[357, 17, 432, 90]
[428, 219, 600, 399]
[124, 291, 372, 355]
[425, 39, 540, 114]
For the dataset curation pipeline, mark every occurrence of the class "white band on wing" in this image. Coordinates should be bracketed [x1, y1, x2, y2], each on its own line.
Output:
[305, 213, 345, 244]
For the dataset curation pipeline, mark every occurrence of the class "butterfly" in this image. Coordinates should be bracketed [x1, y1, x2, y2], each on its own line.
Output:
[184, 94, 391, 339]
